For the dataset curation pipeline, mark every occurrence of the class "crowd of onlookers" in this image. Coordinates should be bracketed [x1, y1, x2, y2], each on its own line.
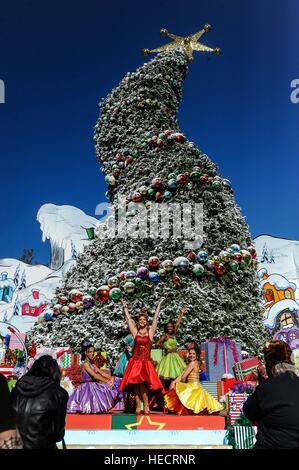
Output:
[1, 339, 299, 449]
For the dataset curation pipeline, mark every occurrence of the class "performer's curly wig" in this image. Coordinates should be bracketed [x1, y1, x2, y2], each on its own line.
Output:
[262, 340, 293, 377]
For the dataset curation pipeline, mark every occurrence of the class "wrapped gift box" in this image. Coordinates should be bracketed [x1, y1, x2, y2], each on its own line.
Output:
[202, 338, 241, 381]
[227, 392, 249, 425]
[217, 378, 241, 398]
[0, 365, 14, 377]
[60, 352, 80, 369]
[234, 425, 257, 449]
[234, 357, 260, 381]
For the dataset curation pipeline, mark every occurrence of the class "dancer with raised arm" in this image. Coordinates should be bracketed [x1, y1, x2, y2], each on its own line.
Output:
[119, 298, 165, 414]
[156, 305, 187, 389]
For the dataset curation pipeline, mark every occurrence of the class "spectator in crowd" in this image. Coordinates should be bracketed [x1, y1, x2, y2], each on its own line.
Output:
[243, 340, 299, 449]
[0, 373, 22, 449]
[11, 355, 68, 449]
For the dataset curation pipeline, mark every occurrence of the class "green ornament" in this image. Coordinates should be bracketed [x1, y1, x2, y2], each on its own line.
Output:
[241, 249, 252, 265]
[168, 173, 176, 179]
[158, 268, 167, 278]
[134, 277, 143, 287]
[191, 171, 201, 182]
[147, 187, 156, 198]
[193, 263, 205, 277]
[109, 287, 122, 302]
[88, 287, 97, 296]
[228, 261, 239, 272]
[211, 180, 222, 191]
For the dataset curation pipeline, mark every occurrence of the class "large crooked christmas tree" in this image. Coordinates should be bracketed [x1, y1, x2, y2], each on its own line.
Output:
[29, 26, 268, 360]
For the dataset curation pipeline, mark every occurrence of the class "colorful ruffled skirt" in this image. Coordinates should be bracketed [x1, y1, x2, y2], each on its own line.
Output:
[164, 382, 223, 415]
[156, 352, 186, 380]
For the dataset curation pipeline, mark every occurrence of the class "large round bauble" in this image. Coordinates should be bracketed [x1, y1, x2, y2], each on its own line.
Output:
[109, 287, 122, 301]
[113, 169, 121, 178]
[228, 261, 239, 272]
[148, 271, 160, 284]
[168, 173, 176, 180]
[137, 266, 149, 280]
[164, 190, 173, 200]
[147, 187, 156, 199]
[191, 171, 201, 182]
[247, 246, 257, 259]
[162, 259, 174, 272]
[53, 304, 62, 314]
[145, 201, 152, 209]
[200, 174, 209, 184]
[233, 253, 242, 263]
[44, 311, 53, 321]
[75, 301, 83, 311]
[211, 180, 222, 191]
[230, 244, 241, 253]
[108, 276, 119, 288]
[61, 305, 69, 314]
[155, 191, 163, 201]
[124, 281, 135, 294]
[240, 249, 252, 265]
[88, 286, 97, 297]
[187, 251, 197, 261]
[172, 274, 181, 285]
[58, 296, 68, 305]
[119, 271, 127, 281]
[222, 178, 231, 189]
[168, 178, 177, 190]
[83, 295, 94, 310]
[158, 268, 167, 278]
[193, 264, 205, 277]
[175, 133, 186, 143]
[215, 263, 226, 276]
[148, 256, 160, 269]
[197, 250, 209, 263]
[132, 192, 142, 203]
[152, 178, 162, 189]
[139, 185, 148, 196]
[134, 277, 143, 287]
[206, 260, 215, 271]
[125, 271, 137, 281]
[95, 286, 110, 302]
[177, 174, 187, 185]
[68, 302, 77, 313]
[173, 256, 190, 274]
[105, 175, 116, 186]
[212, 255, 220, 264]
[219, 250, 231, 263]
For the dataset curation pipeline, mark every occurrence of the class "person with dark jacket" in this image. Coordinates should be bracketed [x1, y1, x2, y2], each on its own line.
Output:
[0, 373, 22, 449]
[11, 355, 68, 449]
[243, 340, 299, 449]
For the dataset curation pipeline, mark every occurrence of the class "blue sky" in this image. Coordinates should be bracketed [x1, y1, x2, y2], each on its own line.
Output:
[0, 0, 298, 264]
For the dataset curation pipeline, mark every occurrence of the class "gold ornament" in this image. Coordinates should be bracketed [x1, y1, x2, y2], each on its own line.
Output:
[142, 25, 221, 62]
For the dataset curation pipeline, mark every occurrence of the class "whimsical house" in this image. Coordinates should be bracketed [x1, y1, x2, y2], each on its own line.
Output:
[21, 289, 49, 317]
[258, 268, 299, 349]
[0, 272, 15, 303]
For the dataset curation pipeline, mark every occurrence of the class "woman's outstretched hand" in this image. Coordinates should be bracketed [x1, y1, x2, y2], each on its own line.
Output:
[181, 304, 188, 314]
[158, 297, 165, 307]
[121, 299, 128, 308]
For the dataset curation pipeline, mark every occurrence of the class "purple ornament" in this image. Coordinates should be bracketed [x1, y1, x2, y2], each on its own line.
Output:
[136, 266, 149, 280]
[83, 295, 94, 310]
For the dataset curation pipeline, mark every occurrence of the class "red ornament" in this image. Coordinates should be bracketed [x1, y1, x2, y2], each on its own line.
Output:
[95, 286, 110, 302]
[119, 271, 127, 281]
[175, 133, 186, 143]
[233, 253, 242, 263]
[172, 274, 181, 285]
[148, 256, 160, 269]
[58, 296, 68, 305]
[155, 191, 163, 201]
[151, 178, 162, 189]
[126, 156, 134, 165]
[68, 302, 77, 312]
[30, 342, 37, 358]
[70, 291, 83, 303]
[187, 251, 197, 261]
[116, 153, 125, 161]
[113, 169, 121, 178]
[157, 139, 164, 147]
[247, 246, 257, 259]
[177, 174, 187, 185]
[215, 263, 226, 276]
[132, 192, 143, 203]
[200, 174, 209, 184]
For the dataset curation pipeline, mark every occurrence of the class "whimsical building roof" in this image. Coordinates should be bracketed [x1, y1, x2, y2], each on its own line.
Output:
[264, 298, 299, 329]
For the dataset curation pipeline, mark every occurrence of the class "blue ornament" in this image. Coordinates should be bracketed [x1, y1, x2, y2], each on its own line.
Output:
[148, 271, 160, 284]
[44, 311, 53, 321]
[168, 179, 177, 190]
[197, 250, 209, 263]
[125, 271, 137, 281]
[230, 244, 241, 253]
[164, 191, 173, 200]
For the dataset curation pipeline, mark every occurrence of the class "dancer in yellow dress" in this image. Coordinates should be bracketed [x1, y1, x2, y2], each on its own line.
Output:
[164, 344, 223, 415]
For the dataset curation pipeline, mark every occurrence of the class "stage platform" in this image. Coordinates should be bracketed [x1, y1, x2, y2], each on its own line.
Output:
[64, 414, 229, 448]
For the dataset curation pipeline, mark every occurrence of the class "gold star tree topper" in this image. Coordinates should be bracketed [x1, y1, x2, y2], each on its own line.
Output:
[143, 25, 221, 62]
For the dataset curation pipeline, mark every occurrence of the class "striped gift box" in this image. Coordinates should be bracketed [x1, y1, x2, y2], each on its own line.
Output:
[9, 333, 26, 351]
[0, 366, 14, 377]
[234, 357, 259, 381]
[234, 426, 257, 449]
[228, 393, 248, 425]
[200, 381, 219, 400]
[61, 353, 80, 369]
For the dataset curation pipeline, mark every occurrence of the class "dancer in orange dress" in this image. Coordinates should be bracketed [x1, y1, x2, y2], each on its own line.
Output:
[119, 298, 165, 414]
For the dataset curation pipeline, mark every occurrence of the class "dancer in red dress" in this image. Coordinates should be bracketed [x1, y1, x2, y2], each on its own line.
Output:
[119, 298, 165, 414]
